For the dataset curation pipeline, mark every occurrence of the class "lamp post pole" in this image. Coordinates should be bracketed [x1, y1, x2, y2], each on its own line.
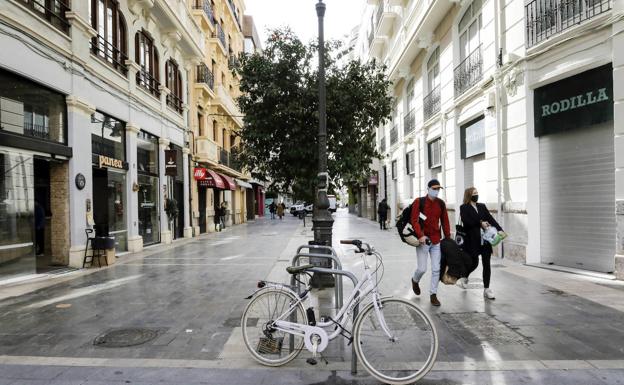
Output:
[312, 0, 333, 247]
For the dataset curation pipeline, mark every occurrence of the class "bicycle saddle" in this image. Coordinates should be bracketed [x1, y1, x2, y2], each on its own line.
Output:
[286, 264, 315, 275]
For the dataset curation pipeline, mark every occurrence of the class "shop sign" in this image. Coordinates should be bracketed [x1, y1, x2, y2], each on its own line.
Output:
[194, 167, 207, 180]
[165, 150, 177, 176]
[534, 64, 613, 137]
[461, 117, 485, 159]
[99, 155, 124, 169]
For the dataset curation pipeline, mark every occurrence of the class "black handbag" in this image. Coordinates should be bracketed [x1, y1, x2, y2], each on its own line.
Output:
[455, 220, 467, 247]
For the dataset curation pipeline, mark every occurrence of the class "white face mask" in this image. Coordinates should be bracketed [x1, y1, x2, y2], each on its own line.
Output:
[428, 188, 439, 199]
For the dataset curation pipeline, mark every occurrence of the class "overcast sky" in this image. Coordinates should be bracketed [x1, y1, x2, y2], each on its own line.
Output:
[244, 0, 366, 47]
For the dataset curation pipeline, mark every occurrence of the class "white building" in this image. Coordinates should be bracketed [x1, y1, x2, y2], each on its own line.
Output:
[0, 0, 203, 278]
[360, 0, 624, 278]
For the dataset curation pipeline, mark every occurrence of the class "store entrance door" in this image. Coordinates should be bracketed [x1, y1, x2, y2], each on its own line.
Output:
[34, 158, 53, 272]
[246, 188, 254, 220]
[173, 181, 184, 239]
[198, 186, 206, 233]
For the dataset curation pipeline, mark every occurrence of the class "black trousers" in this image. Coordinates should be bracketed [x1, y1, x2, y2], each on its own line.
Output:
[378, 214, 387, 229]
[467, 247, 492, 288]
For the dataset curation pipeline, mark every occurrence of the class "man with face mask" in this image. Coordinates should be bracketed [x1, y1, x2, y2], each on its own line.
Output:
[410, 179, 451, 306]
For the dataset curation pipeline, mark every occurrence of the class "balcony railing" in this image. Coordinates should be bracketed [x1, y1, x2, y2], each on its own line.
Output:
[219, 147, 230, 167]
[23, 123, 50, 140]
[228, 55, 239, 69]
[389, 125, 398, 145]
[403, 109, 415, 136]
[230, 147, 243, 173]
[193, 0, 216, 25]
[454, 46, 482, 97]
[213, 23, 227, 51]
[167, 92, 183, 114]
[228, 0, 242, 30]
[196, 63, 214, 89]
[91, 35, 128, 76]
[136, 68, 161, 98]
[17, 0, 70, 34]
[423, 85, 441, 121]
[379, 137, 386, 154]
[525, 0, 611, 47]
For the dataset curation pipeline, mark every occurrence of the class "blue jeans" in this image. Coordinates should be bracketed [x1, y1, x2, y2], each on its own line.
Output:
[413, 242, 441, 295]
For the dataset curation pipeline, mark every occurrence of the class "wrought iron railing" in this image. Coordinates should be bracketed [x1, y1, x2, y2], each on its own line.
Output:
[91, 35, 128, 75]
[228, 0, 242, 30]
[390, 125, 398, 145]
[228, 55, 239, 69]
[403, 109, 415, 136]
[454, 46, 482, 97]
[17, 0, 70, 34]
[213, 23, 227, 50]
[219, 147, 230, 167]
[525, 0, 611, 47]
[379, 137, 386, 154]
[167, 92, 183, 114]
[423, 85, 441, 121]
[136, 68, 161, 98]
[23, 123, 49, 140]
[196, 63, 214, 89]
[193, 0, 216, 25]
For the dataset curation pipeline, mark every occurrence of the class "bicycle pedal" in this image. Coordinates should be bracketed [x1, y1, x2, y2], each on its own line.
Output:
[306, 358, 318, 365]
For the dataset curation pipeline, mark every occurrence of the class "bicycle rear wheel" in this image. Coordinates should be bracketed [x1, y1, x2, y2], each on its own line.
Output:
[353, 298, 438, 385]
[241, 288, 307, 366]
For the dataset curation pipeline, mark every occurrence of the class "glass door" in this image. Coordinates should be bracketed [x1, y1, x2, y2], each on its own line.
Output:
[138, 174, 160, 245]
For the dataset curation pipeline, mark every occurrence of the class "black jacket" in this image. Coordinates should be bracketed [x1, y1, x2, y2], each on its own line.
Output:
[377, 202, 389, 216]
[459, 203, 503, 258]
[440, 238, 472, 279]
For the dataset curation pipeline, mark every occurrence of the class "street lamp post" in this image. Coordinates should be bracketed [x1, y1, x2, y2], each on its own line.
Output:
[312, 0, 334, 247]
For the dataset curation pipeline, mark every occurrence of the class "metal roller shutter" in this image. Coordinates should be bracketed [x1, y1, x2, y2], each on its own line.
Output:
[539, 123, 615, 272]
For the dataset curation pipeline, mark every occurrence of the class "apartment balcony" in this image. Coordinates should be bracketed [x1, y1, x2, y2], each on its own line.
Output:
[218, 146, 230, 168]
[17, 0, 70, 34]
[369, 36, 386, 58]
[389, 125, 398, 146]
[212, 23, 228, 54]
[196, 63, 214, 90]
[136, 69, 161, 98]
[149, 0, 203, 58]
[192, 0, 216, 31]
[525, 0, 611, 47]
[214, 84, 243, 128]
[166, 93, 183, 114]
[90, 35, 128, 76]
[228, 55, 240, 69]
[374, 1, 399, 37]
[227, 0, 243, 31]
[403, 109, 415, 136]
[423, 85, 440, 122]
[195, 137, 219, 164]
[454, 46, 482, 98]
[379, 137, 386, 154]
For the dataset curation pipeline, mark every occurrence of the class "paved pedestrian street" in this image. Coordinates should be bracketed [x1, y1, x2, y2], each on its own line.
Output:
[1, 210, 624, 384]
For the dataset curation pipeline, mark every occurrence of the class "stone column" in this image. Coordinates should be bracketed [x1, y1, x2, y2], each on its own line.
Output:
[126, 124, 143, 252]
[613, 15, 624, 279]
[182, 147, 193, 238]
[66, 96, 96, 268]
[50, 162, 69, 265]
[159, 138, 172, 244]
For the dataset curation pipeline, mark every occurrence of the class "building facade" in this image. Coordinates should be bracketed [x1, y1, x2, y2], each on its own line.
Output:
[361, 0, 624, 278]
[189, 0, 253, 235]
[0, 0, 205, 279]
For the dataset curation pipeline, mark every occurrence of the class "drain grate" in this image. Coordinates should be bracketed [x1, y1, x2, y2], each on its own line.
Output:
[93, 328, 159, 348]
[439, 312, 529, 345]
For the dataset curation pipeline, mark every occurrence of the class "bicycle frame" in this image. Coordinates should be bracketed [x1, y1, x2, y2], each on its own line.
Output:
[270, 245, 395, 347]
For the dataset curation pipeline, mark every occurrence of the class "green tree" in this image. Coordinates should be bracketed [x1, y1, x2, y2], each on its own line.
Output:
[235, 28, 392, 202]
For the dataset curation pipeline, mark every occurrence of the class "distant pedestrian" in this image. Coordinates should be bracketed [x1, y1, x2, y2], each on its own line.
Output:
[277, 202, 285, 220]
[220, 201, 228, 229]
[410, 179, 451, 307]
[34, 201, 45, 255]
[214, 205, 222, 232]
[459, 187, 505, 300]
[377, 198, 389, 230]
[268, 201, 277, 220]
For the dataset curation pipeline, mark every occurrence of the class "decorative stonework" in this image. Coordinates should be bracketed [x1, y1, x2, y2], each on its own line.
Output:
[66, 96, 96, 116]
[65, 12, 97, 38]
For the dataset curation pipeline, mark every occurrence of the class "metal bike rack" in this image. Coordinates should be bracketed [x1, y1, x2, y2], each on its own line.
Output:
[291, 244, 343, 309]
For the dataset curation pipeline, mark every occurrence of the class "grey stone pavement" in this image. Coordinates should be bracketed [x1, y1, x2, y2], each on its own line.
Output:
[1, 209, 624, 384]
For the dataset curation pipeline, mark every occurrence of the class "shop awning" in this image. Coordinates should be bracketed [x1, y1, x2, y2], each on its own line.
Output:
[218, 173, 236, 190]
[235, 179, 253, 189]
[194, 167, 225, 189]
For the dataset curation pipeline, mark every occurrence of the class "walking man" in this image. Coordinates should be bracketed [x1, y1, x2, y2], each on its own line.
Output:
[410, 179, 451, 306]
[377, 198, 389, 230]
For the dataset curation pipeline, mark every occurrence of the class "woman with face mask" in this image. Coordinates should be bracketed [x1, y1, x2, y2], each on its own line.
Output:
[458, 187, 505, 300]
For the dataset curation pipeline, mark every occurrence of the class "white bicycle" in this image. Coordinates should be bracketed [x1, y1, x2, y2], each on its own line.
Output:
[241, 239, 439, 385]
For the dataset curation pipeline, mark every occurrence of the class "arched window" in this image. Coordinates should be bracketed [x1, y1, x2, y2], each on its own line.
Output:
[90, 0, 128, 75]
[458, 0, 482, 61]
[222, 128, 226, 148]
[426, 47, 440, 93]
[213, 120, 218, 142]
[166, 58, 183, 114]
[135, 30, 160, 97]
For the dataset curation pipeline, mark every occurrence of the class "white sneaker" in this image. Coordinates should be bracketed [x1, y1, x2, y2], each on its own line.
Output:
[456, 278, 469, 289]
[484, 288, 495, 300]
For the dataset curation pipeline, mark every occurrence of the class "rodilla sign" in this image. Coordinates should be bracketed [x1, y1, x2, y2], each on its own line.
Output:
[534, 64, 613, 137]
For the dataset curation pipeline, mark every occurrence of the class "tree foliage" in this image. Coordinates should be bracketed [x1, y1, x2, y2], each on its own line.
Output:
[235, 28, 392, 201]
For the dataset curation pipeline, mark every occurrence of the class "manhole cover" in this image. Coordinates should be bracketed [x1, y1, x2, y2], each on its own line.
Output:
[93, 328, 159, 347]
[439, 312, 529, 345]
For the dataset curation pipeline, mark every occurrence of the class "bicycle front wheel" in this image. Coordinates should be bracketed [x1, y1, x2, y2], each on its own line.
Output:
[353, 298, 438, 385]
[241, 288, 307, 366]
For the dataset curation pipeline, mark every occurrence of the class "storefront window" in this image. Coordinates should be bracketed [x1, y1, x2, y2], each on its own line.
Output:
[0, 151, 35, 279]
[0, 69, 66, 143]
[137, 130, 159, 245]
[91, 112, 127, 252]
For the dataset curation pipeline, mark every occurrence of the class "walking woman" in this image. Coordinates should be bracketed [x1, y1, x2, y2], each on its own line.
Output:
[459, 187, 504, 300]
